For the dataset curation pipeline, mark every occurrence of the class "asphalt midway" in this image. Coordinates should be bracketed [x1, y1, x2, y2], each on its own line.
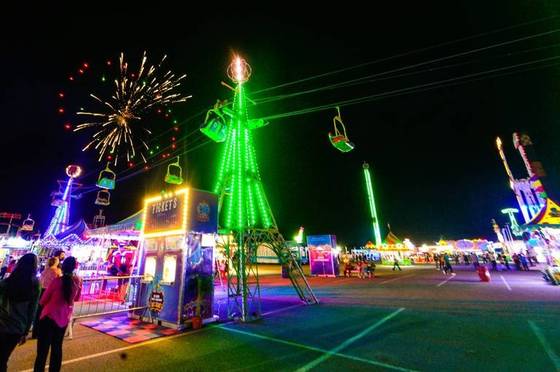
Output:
[10, 264, 560, 371]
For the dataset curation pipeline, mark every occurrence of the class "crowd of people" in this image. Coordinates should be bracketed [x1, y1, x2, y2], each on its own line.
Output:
[430, 250, 538, 273]
[340, 253, 376, 278]
[0, 250, 82, 372]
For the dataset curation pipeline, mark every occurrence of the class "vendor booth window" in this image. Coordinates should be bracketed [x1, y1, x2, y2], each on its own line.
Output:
[162, 255, 177, 284]
[144, 256, 156, 281]
[201, 233, 215, 247]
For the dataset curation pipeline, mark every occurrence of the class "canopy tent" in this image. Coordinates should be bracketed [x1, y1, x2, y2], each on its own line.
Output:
[87, 211, 143, 240]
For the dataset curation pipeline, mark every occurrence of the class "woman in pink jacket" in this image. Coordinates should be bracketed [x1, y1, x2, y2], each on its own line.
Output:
[33, 257, 82, 372]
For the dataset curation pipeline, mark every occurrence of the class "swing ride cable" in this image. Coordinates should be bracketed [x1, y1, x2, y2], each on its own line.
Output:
[81, 54, 560, 195]
[255, 42, 560, 105]
[75, 22, 560, 184]
[254, 29, 560, 104]
[100, 38, 560, 184]
[260, 55, 560, 121]
[251, 15, 559, 96]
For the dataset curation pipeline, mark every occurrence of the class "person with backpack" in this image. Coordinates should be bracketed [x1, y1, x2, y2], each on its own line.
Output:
[0, 253, 41, 372]
[33, 257, 82, 372]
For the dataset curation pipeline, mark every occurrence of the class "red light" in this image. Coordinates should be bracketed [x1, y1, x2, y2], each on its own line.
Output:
[107, 155, 112, 160]
[161, 154, 166, 159]
[171, 137, 176, 141]
[171, 144, 176, 149]
[58, 108, 65, 114]
[83, 62, 89, 68]
[128, 162, 134, 168]
[131, 73, 135, 78]
[166, 153, 171, 157]
[78, 69, 84, 74]
[106, 60, 112, 66]
[69, 76, 74, 81]
[144, 166, 149, 171]
[157, 109, 162, 114]
[58, 92, 64, 98]
[173, 127, 179, 131]
[64, 123, 72, 130]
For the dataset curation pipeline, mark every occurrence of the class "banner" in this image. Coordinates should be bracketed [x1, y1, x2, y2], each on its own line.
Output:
[307, 235, 336, 277]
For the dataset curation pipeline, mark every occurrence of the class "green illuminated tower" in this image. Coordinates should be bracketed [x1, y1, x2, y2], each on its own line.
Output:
[210, 56, 317, 322]
[363, 162, 382, 246]
[214, 57, 275, 231]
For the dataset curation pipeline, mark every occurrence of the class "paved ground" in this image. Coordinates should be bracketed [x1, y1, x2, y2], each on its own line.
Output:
[8, 264, 560, 371]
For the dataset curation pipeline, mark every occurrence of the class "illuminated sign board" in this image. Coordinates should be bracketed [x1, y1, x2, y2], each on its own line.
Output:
[142, 189, 189, 238]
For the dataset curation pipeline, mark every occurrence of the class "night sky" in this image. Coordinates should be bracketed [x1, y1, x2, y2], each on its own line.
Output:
[1, 3, 560, 245]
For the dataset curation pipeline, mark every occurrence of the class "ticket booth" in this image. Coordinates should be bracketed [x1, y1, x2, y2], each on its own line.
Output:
[139, 188, 217, 329]
[307, 235, 339, 277]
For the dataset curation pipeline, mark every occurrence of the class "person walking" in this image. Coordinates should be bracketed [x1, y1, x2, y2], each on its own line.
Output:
[32, 257, 61, 339]
[0, 253, 41, 372]
[392, 257, 402, 271]
[443, 253, 456, 276]
[34, 257, 82, 372]
[471, 253, 479, 269]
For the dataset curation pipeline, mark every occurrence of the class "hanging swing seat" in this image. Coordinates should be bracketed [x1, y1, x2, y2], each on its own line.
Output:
[165, 157, 184, 185]
[20, 215, 35, 231]
[200, 108, 227, 143]
[329, 133, 355, 152]
[329, 107, 355, 153]
[95, 190, 111, 206]
[96, 164, 116, 190]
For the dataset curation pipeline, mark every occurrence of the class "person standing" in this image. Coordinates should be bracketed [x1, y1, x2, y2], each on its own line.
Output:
[32, 258, 61, 339]
[392, 256, 402, 271]
[502, 254, 511, 271]
[519, 253, 530, 271]
[34, 257, 82, 372]
[0, 253, 41, 372]
[511, 253, 521, 271]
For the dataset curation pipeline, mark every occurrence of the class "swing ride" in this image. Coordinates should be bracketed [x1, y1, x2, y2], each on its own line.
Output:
[328, 106, 355, 153]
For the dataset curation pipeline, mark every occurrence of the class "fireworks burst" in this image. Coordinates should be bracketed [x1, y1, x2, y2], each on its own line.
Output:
[74, 51, 191, 165]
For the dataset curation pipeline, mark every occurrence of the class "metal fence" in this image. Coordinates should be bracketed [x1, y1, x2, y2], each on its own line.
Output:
[72, 275, 151, 320]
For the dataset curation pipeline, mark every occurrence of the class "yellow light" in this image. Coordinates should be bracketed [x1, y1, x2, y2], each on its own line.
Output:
[235, 57, 243, 82]
[141, 188, 190, 238]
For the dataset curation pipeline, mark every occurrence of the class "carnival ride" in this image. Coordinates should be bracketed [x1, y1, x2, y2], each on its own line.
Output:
[363, 162, 382, 246]
[496, 133, 560, 267]
[45, 165, 83, 237]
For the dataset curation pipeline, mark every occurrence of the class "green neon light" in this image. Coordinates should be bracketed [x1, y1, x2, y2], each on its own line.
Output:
[214, 69, 276, 230]
[363, 163, 382, 246]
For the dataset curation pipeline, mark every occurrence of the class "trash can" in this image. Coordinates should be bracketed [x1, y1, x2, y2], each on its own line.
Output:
[477, 266, 491, 282]
[191, 316, 202, 330]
